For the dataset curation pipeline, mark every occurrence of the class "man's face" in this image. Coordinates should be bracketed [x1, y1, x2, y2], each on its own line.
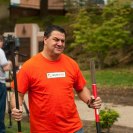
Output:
[44, 30, 65, 55]
[0, 40, 3, 48]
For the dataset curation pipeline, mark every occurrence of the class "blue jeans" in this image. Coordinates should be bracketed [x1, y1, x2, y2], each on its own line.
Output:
[75, 128, 84, 133]
[0, 82, 7, 133]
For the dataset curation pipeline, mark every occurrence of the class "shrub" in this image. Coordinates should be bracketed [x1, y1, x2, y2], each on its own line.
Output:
[100, 107, 119, 133]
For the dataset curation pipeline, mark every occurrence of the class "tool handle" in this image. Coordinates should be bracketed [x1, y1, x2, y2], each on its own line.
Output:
[90, 60, 101, 133]
[92, 84, 100, 122]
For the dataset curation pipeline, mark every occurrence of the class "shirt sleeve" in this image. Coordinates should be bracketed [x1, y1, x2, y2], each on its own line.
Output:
[0, 49, 8, 66]
[73, 64, 87, 92]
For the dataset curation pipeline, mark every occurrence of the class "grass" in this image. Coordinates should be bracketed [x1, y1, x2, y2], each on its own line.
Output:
[83, 67, 133, 89]
[5, 114, 30, 133]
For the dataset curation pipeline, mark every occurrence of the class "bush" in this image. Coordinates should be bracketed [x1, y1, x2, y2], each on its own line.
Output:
[100, 107, 119, 133]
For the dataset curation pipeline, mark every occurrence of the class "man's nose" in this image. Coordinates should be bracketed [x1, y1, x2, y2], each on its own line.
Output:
[58, 40, 64, 45]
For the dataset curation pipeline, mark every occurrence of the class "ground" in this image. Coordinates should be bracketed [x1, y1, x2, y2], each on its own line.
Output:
[83, 88, 133, 133]
[98, 88, 133, 106]
[83, 120, 133, 133]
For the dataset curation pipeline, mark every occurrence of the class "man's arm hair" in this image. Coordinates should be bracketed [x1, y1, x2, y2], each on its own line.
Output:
[11, 91, 24, 109]
[77, 86, 92, 104]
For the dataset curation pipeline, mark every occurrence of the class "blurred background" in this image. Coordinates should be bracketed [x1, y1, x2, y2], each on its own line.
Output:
[1, 0, 133, 133]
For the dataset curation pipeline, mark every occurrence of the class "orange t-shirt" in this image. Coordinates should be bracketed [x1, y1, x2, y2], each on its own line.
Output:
[15, 53, 86, 133]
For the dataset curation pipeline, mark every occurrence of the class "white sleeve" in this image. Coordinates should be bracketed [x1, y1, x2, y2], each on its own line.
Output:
[0, 48, 8, 66]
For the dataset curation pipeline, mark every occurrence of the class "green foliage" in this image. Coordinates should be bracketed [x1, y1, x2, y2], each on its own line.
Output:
[16, 15, 69, 31]
[70, 8, 92, 47]
[100, 107, 119, 131]
[69, 0, 133, 68]
[90, 16, 132, 50]
[0, 0, 9, 4]
[91, 1, 133, 67]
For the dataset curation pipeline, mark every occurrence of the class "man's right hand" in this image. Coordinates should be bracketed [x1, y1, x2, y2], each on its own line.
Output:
[12, 106, 23, 121]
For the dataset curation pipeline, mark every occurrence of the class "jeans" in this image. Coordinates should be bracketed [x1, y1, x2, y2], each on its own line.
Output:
[0, 82, 7, 133]
[75, 128, 84, 133]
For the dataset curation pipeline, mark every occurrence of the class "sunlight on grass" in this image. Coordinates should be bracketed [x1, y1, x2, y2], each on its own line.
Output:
[83, 68, 133, 89]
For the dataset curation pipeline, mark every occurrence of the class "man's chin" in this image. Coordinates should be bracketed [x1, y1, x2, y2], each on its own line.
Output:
[55, 50, 63, 54]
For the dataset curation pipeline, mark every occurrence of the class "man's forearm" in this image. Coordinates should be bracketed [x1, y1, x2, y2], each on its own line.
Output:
[77, 86, 92, 104]
[11, 92, 24, 109]
[77, 86, 102, 109]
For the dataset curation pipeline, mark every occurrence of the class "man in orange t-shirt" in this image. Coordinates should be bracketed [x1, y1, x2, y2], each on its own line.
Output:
[11, 25, 102, 133]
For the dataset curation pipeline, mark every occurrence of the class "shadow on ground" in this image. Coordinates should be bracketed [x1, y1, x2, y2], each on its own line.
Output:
[83, 120, 133, 133]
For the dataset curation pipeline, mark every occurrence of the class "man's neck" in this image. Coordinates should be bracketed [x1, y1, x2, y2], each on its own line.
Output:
[41, 51, 61, 61]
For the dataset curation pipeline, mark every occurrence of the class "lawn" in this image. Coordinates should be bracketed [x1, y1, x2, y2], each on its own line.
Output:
[83, 67, 133, 89]
[5, 114, 30, 133]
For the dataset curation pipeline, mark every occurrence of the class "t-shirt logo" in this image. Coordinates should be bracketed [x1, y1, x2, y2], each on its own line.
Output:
[47, 72, 66, 78]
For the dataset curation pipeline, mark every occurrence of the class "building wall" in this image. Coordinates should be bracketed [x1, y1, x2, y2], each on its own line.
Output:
[10, 0, 65, 18]
[19, 0, 65, 10]
[3, 23, 43, 63]
[10, 6, 39, 18]
[48, 0, 64, 9]
[20, 0, 40, 9]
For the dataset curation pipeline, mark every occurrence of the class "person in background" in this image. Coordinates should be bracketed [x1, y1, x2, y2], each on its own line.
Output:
[0, 35, 12, 133]
[11, 25, 102, 133]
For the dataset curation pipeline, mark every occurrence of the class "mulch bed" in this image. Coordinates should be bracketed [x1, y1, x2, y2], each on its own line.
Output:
[83, 120, 133, 133]
[98, 88, 133, 106]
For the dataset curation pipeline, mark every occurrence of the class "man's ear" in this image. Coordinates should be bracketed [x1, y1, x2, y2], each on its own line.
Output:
[43, 37, 47, 44]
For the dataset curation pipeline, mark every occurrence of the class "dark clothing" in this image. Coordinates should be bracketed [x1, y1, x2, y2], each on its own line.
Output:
[75, 128, 84, 133]
[0, 82, 7, 133]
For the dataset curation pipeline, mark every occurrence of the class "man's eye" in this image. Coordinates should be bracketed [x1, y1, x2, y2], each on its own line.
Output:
[61, 40, 65, 43]
[54, 38, 59, 41]
[53, 38, 65, 43]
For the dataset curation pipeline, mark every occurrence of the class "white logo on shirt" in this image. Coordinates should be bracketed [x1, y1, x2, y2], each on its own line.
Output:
[47, 72, 66, 78]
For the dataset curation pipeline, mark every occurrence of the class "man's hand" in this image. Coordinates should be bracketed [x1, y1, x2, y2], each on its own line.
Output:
[87, 96, 102, 109]
[12, 106, 23, 121]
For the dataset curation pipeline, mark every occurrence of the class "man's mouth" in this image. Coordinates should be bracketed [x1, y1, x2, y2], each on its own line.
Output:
[55, 46, 64, 51]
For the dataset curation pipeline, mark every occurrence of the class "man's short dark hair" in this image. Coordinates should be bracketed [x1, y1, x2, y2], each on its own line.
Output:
[44, 25, 66, 38]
